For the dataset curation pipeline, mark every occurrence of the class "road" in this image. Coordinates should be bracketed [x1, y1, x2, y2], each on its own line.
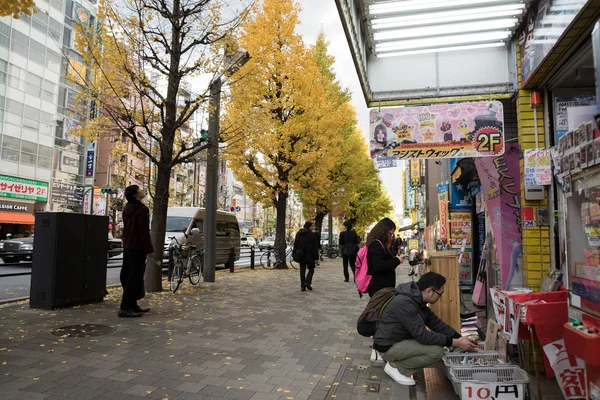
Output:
[0, 249, 278, 302]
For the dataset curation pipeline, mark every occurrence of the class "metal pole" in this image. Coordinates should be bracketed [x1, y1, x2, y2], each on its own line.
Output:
[204, 77, 222, 283]
[328, 213, 333, 246]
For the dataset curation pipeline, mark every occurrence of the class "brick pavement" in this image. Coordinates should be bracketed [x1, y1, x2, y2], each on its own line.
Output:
[0, 260, 458, 400]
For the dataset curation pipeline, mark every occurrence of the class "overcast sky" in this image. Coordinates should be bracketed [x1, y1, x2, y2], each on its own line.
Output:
[295, 0, 404, 216]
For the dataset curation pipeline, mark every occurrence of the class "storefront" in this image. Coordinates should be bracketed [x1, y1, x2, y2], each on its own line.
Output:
[0, 174, 48, 239]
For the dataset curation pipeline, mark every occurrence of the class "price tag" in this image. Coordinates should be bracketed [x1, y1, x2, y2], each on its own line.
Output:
[461, 382, 523, 400]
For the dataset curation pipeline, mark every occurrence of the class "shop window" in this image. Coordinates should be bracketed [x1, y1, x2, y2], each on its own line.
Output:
[1, 148, 19, 162]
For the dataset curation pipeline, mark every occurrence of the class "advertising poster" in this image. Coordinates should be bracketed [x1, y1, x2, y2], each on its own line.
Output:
[60, 151, 80, 174]
[369, 101, 505, 160]
[475, 143, 523, 290]
[519, 0, 587, 85]
[450, 180, 472, 209]
[376, 156, 397, 169]
[524, 149, 552, 186]
[450, 211, 473, 285]
[410, 160, 421, 186]
[437, 183, 450, 244]
[555, 95, 596, 141]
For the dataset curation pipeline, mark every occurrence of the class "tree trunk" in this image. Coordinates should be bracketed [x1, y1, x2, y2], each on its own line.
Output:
[314, 212, 326, 235]
[145, 163, 171, 292]
[274, 192, 288, 269]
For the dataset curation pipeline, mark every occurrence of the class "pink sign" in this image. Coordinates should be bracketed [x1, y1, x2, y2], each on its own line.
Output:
[475, 143, 523, 290]
[370, 101, 505, 160]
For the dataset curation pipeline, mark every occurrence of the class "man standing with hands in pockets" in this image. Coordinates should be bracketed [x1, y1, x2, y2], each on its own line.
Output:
[119, 185, 153, 318]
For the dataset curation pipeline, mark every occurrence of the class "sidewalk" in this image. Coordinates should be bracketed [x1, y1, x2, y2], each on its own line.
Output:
[0, 260, 458, 400]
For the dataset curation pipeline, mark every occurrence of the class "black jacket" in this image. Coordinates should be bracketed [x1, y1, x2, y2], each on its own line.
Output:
[122, 200, 153, 254]
[366, 240, 400, 295]
[292, 228, 318, 263]
[339, 229, 360, 256]
[374, 282, 460, 352]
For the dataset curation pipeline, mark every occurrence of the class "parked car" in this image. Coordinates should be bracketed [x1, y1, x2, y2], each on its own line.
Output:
[0, 236, 123, 263]
[258, 237, 276, 251]
[240, 236, 257, 248]
[162, 207, 241, 267]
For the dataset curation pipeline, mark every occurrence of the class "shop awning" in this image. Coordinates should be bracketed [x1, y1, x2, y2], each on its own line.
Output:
[0, 212, 35, 225]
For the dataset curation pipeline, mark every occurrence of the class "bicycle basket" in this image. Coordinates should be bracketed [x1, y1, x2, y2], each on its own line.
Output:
[180, 246, 190, 258]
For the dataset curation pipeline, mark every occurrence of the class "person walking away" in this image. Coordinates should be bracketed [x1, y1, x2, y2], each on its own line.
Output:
[292, 221, 319, 291]
[374, 272, 478, 385]
[339, 221, 360, 282]
[366, 218, 407, 365]
[119, 185, 153, 318]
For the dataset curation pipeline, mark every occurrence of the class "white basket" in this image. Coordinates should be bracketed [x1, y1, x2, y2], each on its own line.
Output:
[450, 365, 530, 400]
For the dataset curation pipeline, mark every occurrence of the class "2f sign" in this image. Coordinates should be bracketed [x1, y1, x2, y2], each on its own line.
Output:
[462, 383, 522, 400]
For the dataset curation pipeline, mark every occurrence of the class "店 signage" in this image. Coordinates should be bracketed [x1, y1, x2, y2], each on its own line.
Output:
[370, 101, 505, 160]
[60, 151, 80, 174]
[51, 181, 84, 207]
[524, 149, 552, 186]
[0, 175, 49, 202]
[0, 200, 33, 213]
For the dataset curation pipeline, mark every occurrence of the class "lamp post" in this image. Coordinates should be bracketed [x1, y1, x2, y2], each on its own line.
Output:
[204, 49, 249, 283]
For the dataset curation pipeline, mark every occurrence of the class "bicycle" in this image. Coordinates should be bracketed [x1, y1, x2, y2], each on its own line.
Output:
[168, 236, 203, 293]
[260, 246, 296, 270]
[322, 243, 340, 259]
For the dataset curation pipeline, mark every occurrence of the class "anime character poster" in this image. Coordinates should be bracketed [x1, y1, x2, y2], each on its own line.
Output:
[369, 101, 505, 160]
[475, 143, 523, 290]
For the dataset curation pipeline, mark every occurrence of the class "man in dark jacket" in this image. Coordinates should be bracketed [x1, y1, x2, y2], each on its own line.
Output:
[339, 221, 360, 282]
[119, 185, 154, 318]
[292, 221, 319, 291]
[374, 272, 478, 385]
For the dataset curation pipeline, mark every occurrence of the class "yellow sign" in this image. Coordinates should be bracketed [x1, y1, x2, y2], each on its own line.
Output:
[410, 160, 421, 187]
[408, 239, 419, 251]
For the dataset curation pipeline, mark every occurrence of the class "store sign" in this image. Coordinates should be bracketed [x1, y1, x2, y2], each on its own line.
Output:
[437, 183, 449, 244]
[410, 160, 421, 186]
[544, 339, 587, 399]
[51, 181, 84, 207]
[407, 188, 415, 209]
[85, 142, 95, 177]
[519, 0, 587, 85]
[475, 143, 523, 290]
[408, 239, 419, 250]
[73, 2, 90, 26]
[60, 151, 80, 174]
[450, 180, 472, 209]
[524, 149, 552, 186]
[0, 200, 33, 213]
[450, 211, 473, 285]
[555, 96, 596, 141]
[0, 174, 49, 202]
[376, 156, 397, 169]
[369, 101, 505, 160]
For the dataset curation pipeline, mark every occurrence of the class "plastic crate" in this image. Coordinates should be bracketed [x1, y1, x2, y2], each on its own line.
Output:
[443, 352, 501, 368]
[449, 365, 530, 399]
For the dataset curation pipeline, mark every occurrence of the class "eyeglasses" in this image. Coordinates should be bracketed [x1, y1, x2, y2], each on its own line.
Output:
[432, 288, 443, 297]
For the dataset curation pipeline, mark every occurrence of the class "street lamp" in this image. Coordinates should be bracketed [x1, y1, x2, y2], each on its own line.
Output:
[204, 48, 250, 283]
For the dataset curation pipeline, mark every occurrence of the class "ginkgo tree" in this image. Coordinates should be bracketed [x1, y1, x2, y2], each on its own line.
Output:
[223, 0, 344, 265]
[0, 0, 36, 18]
[71, 0, 252, 291]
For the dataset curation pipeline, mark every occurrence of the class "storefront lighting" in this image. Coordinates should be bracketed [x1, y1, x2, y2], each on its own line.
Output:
[374, 18, 517, 41]
[371, 4, 525, 29]
[368, 0, 523, 15]
[375, 31, 511, 52]
[376, 42, 505, 57]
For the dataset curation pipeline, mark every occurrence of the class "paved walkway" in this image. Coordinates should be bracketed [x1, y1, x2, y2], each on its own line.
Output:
[0, 261, 458, 400]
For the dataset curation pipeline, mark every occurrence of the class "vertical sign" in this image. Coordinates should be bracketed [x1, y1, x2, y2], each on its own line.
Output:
[410, 160, 421, 187]
[475, 143, 523, 290]
[524, 149, 552, 186]
[450, 211, 473, 285]
[437, 183, 450, 244]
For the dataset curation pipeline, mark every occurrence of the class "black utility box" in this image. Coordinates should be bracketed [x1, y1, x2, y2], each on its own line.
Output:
[30, 212, 109, 309]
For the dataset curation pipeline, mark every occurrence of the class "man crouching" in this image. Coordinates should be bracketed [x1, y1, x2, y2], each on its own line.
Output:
[374, 272, 479, 385]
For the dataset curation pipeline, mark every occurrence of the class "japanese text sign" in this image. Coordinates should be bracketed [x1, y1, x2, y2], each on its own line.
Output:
[461, 382, 523, 400]
[524, 149, 552, 186]
[370, 101, 504, 160]
[0, 175, 48, 202]
[544, 339, 587, 399]
[437, 183, 449, 243]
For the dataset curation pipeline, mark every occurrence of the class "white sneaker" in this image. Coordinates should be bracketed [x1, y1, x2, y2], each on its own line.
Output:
[370, 349, 385, 366]
[384, 362, 416, 386]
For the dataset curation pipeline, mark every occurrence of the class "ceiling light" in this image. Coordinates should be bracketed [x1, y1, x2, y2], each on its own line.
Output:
[375, 31, 511, 51]
[377, 42, 506, 57]
[374, 18, 517, 41]
[369, 0, 523, 15]
[371, 7, 525, 30]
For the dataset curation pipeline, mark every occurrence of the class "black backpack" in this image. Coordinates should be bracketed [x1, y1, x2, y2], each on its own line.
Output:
[356, 287, 397, 337]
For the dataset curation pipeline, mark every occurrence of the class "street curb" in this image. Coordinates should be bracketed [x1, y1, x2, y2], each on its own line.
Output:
[0, 284, 123, 306]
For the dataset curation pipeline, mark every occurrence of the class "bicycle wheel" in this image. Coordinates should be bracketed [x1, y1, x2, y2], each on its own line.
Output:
[170, 260, 184, 293]
[189, 254, 203, 285]
[260, 252, 277, 269]
[287, 249, 297, 269]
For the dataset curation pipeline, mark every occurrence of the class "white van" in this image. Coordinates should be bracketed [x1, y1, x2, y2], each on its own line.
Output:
[163, 207, 241, 267]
